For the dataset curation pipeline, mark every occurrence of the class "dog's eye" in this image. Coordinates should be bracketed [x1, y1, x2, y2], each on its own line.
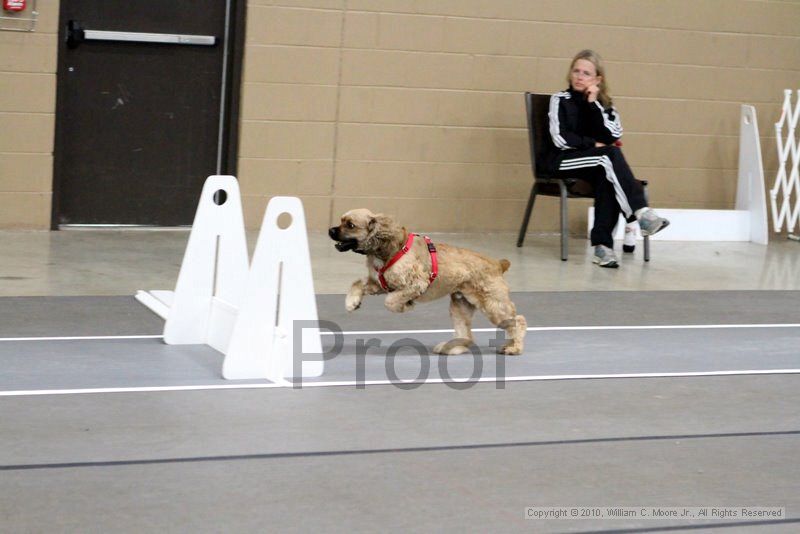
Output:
[346, 221, 355, 229]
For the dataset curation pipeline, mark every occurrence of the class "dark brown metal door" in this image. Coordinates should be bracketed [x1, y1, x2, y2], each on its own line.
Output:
[53, 1, 243, 226]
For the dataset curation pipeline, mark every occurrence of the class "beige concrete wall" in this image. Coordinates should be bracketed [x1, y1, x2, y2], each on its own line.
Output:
[1, 1, 799, 231]
[0, 0, 58, 228]
[239, 0, 800, 233]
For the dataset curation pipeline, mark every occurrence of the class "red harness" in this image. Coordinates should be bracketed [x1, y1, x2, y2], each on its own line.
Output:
[376, 233, 438, 292]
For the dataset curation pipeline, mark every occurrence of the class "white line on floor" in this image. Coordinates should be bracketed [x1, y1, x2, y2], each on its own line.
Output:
[1, 369, 799, 397]
[1, 323, 799, 342]
[327, 323, 800, 336]
[0, 335, 164, 342]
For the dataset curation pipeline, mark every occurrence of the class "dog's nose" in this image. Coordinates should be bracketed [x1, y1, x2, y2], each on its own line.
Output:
[328, 227, 339, 239]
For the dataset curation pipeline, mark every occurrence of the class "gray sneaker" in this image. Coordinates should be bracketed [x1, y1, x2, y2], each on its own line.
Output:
[593, 245, 619, 268]
[638, 208, 670, 236]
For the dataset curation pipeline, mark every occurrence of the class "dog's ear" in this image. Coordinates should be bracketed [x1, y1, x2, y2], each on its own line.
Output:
[369, 213, 393, 234]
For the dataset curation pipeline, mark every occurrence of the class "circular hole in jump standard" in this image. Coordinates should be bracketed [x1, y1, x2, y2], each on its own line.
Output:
[277, 212, 293, 229]
[213, 189, 228, 206]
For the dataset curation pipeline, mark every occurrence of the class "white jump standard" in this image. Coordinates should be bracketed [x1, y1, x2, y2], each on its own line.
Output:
[589, 105, 768, 244]
[136, 175, 324, 384]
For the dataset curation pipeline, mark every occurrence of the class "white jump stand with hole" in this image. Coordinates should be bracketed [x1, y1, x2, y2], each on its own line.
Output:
[136, 175, 323, 384]
[588, 105, 768, 244]
[135, 175, 249, 348]
[223, 196, 323, 381]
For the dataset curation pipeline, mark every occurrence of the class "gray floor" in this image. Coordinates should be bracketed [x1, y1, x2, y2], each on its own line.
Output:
[2, 289, 800, 532]
[2, 374, 800, 533]
[2, 229, 800, 532]
[2, 292, 800, 392]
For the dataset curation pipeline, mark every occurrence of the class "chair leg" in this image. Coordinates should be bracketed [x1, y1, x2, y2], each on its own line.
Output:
[559, 181, 568, 261]
[516, 182, 538, 247]
[642, 183, 651, 262]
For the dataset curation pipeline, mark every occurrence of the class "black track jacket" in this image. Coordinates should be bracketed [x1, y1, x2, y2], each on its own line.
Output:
[542, 88, 623, 171]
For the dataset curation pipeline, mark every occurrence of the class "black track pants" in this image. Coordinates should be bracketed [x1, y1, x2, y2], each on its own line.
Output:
[556, 145, 648, 248]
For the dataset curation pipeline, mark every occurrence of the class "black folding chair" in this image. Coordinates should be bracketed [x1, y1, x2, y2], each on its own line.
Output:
[516, 92, 650, 261]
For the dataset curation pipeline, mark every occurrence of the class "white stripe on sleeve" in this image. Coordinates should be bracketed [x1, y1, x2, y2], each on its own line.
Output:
[594, 101, 623, 137]
[549, 92, 572, 150]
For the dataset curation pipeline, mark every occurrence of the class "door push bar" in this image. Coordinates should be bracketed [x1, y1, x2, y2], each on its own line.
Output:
[67, 20, 216, 48]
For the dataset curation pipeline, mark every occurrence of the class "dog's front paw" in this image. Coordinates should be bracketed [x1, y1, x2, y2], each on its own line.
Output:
[345, 294, 362, 312]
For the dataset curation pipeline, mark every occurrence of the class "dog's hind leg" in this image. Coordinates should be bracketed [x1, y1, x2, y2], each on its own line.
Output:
[479, 294, 527, 356]
[433, 293, 476, 355]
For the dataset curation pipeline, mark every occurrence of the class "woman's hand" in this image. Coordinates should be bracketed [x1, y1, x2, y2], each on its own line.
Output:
[585, 84, 600, 103]
[595, 141, 606, 147]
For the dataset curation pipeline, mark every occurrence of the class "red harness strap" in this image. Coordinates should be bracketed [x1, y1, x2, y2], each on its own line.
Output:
[376, 233, 438, 292]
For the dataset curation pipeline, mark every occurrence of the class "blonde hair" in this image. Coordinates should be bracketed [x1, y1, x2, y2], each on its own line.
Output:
[567, 49, 613, 108]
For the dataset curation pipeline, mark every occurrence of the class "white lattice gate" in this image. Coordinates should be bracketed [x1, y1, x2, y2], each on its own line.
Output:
[770, 89, 800, 241]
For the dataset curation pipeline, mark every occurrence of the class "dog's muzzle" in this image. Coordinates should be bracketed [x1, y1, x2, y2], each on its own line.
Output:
[328, 227, 359, 252]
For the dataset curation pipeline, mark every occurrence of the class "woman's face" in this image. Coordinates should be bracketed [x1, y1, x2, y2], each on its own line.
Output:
[570, 58, 601, 93]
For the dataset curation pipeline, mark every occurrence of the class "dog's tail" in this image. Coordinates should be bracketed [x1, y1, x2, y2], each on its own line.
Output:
[499, 259, 511, 273]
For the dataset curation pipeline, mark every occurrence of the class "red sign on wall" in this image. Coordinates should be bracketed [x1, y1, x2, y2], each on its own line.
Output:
[3, 0, 26, 12]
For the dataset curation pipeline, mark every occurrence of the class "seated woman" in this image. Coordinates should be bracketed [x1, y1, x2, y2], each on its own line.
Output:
[543, 49, 669, 268]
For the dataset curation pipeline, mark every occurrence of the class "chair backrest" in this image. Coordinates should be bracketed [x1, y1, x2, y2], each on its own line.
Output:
[524, 92, 554, 179]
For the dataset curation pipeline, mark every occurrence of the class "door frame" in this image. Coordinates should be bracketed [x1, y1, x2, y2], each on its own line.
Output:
[50, 0, 247, 229]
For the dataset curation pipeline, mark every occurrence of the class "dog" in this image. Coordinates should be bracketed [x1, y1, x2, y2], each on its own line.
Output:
[329, 209, 527, 355]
